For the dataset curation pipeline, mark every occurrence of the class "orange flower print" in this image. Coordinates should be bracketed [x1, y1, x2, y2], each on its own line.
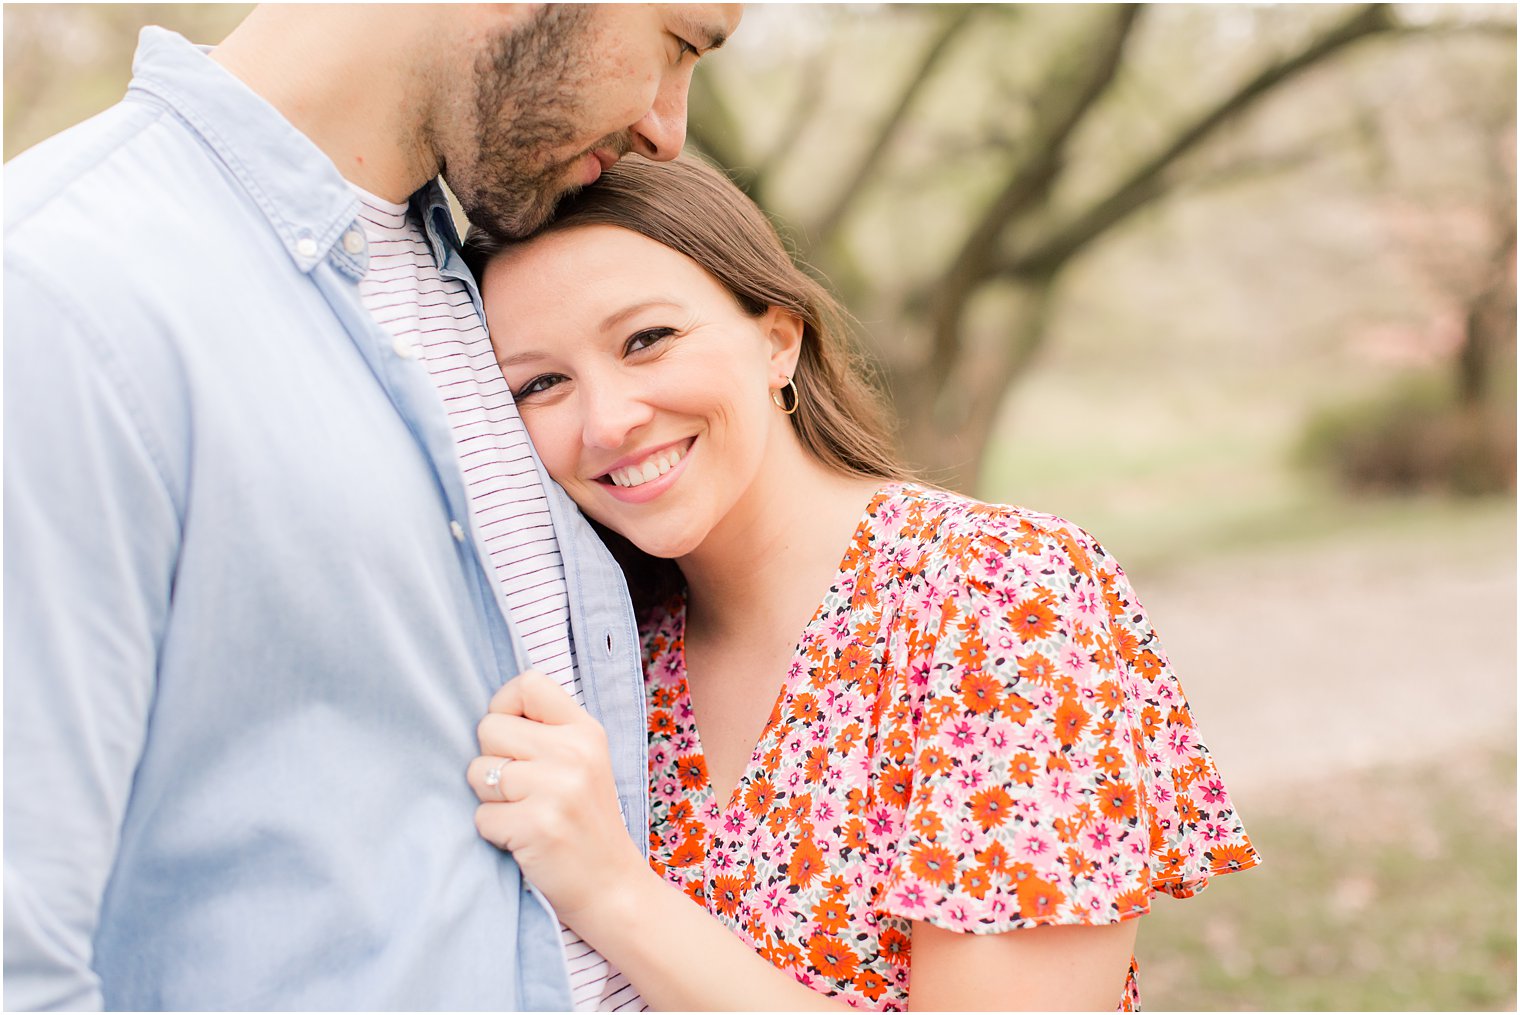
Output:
[1053, 696, 1090, 746]
[856, 969, 891, 1003]
[1208, 842, 1257, 872]
[1098, 782, 1139, 822]
[1093, 743, 1126, 776]
[711, 874, 746, 918]
[1115, 888, 1150, 918]
[675, 754, 708, 791]
[842, 817, 871, 851]
[637, 483, 1258, 1013]
[1010, 594, 1057, 642]
[789, 839, 826, 888]
[877, 927, 911, 966]
[910, 809, 944, 840]
[958, 670, 1002, 715]
[1014, 875, 1065, 919]
[811, 895, 850, 933]
[1008, 751, 1039, 786]
[880, 764, 914, 808]
[669, 833, 705, 868]
[958, 863, 995, 900]
[1017, 651, 1058, 686]
[807, 934, 860, 983]
[790, 692, 821, 724]
[968, 785, 1016, 830]
[743, 776, 776, 818]
[804, 747, 830, 782]
[908, 842, 958, 886]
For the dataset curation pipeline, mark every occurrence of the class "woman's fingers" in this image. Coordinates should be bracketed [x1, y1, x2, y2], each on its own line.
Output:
[488, 669, 585, 725]
[466, 755, 527, 803]
[476, 711, 555, 760]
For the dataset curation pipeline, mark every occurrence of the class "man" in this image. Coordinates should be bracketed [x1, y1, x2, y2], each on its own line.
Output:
[4, 4, 740, 1010]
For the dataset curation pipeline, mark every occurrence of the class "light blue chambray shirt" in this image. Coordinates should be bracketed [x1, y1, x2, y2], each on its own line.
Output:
[3, 27, 648, 1012]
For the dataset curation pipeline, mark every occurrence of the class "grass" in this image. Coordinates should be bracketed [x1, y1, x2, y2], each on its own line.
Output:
[1136, 745, 1517, 1011]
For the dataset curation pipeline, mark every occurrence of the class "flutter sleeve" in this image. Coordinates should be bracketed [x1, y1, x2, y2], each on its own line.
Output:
[878, 508, 1259, 932]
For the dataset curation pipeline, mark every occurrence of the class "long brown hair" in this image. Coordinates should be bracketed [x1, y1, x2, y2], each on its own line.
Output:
[465, 155, 911, 611]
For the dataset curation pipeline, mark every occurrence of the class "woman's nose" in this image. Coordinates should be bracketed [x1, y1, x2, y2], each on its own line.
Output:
[581, 383, 655, 451]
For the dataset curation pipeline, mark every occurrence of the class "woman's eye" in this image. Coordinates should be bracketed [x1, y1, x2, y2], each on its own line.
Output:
[676, 37, 699, 60]
[515, 373, 566, 399]
[626, 327, 676, 355]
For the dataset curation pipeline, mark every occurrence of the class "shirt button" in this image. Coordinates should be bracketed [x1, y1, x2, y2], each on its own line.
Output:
[393, 335, 418, 359]
[450, 520, 465, 542]
[342, 230, 366, 255]
[295, 237, 318, 258]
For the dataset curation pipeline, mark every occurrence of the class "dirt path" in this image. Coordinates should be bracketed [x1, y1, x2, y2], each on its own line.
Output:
[1133, 516, 1516, 802]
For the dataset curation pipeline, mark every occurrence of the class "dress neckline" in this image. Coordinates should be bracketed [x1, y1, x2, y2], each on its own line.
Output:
[667, 481, 908, 822]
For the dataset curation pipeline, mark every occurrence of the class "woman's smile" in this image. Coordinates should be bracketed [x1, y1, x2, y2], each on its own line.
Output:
[597, 436, 696, 503]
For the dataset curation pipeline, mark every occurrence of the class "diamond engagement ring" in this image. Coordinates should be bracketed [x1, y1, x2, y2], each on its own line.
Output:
[484, 758, 510, 800]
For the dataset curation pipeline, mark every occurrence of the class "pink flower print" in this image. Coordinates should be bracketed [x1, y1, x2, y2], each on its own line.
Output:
[1201, 821, 1229, 843]
[1198, 778, 1228, 805]
[984, 720, 1016, 757]
[987, 896, 1010, 919]
[788, 658, 805, 681]
[823, 614, 853, 651]
[1061, 644, 1090, 679]
[1015, 830, 1053, 863]
[907, 659, 932, 689]
[867, 853, 895, 879]
[1038, 771, 1081, 818]
[953, 768, 986, 794]
[1152, 783, 1173, 805]
[1086, 821, 1114, 851]
[945, 720, 978, 749]
[655, 779, 681, 802]
[723, 812, 747, 835]
[1166, 725, 1195, 761]
[756, 886, 793, 932]
[704, 800, 722, 821]
[674, 732, 696, 753]
[814, 799, 837, 825]
[1071, 585, 1102, 623]
[893, 884, 928, 912]
[944, 903, 970, 925]
[650, 746, 670, 768]
[710, 849, 734, 871]
[868, 808, 896, 837]
[1101, 869, 1124, 892]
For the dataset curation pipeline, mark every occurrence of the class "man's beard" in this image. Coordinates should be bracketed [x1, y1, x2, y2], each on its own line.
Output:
[448, 5, 622, 239]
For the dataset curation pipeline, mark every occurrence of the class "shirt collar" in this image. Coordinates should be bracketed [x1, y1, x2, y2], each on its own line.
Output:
[126, 26, 440, 274]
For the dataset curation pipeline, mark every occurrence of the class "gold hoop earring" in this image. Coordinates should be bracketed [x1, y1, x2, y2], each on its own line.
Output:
[771, 375, 799, 416]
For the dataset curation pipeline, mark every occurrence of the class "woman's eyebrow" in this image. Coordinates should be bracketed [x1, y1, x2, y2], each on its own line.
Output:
[496, 349, 546, 368]
[599, 299, 685, 333]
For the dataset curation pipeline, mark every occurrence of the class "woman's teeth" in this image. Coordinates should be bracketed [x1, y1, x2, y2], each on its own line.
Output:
[608, 443, 688, 488]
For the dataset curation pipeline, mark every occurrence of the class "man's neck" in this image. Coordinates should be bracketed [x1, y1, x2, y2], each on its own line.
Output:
[210, 6, 438, 202]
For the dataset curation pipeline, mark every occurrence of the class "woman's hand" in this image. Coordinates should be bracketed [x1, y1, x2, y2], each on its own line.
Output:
[468, 669, 648, 923]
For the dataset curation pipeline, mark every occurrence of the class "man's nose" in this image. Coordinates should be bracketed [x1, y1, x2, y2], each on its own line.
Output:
[629, 72, 691, 162]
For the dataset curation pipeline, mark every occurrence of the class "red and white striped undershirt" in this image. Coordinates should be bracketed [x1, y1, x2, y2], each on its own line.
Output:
[352, 189, 644, 1013]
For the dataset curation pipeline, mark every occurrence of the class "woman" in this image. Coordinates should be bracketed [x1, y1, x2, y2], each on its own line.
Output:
[461, 156, 1258, 1010]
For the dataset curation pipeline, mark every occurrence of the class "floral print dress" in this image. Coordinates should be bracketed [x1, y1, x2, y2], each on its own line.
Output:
[641, 483, 1259, 1010]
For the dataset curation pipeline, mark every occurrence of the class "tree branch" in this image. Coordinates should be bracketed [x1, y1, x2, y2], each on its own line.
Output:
[1003, 3, 1399, 279]
[749, 48, 831, 198]
[923, 3, 1142, 386]
[805, 5, 979, 254]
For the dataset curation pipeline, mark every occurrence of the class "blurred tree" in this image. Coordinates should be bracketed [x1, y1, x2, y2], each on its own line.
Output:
[686, 3, 1517, 492]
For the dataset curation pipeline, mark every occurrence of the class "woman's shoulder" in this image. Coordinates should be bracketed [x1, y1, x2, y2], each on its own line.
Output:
[875, 482, 1116, 592]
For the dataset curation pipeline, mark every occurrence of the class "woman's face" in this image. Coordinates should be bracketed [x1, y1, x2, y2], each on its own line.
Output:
[481, 224, 802, 559]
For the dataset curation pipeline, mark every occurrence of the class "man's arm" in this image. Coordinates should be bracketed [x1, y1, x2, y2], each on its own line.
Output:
[3, 258, 181, 1011]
